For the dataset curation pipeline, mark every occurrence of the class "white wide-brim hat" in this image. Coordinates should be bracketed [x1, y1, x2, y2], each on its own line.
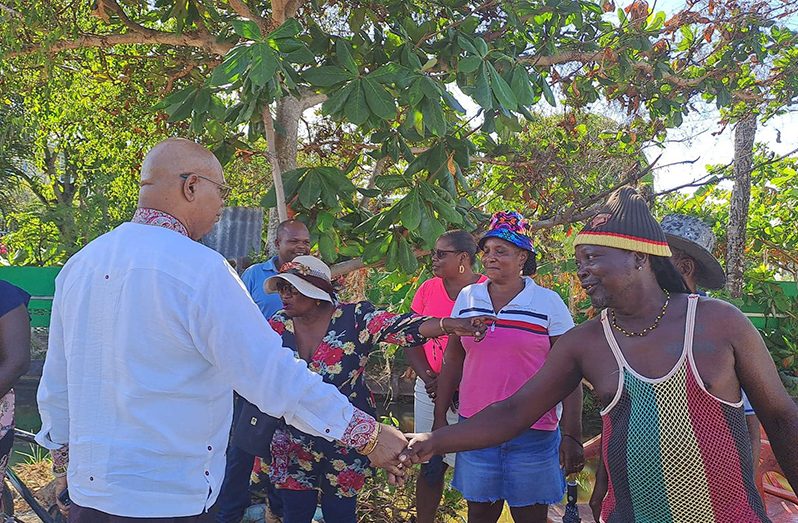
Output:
[264, 255, 334, 303]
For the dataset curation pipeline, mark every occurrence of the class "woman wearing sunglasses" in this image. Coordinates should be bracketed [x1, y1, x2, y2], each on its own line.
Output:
[431, 212, 584, 523]
[407, 230, 487, 523]
[260, 256, 492, 523]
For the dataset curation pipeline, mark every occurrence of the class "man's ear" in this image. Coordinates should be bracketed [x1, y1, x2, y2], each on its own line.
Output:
[633, 251, 649, 269]
[676, 256, 697, 280]
[182, 174, 198, 202]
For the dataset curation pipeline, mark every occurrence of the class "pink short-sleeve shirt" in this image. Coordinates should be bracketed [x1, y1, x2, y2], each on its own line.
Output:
[411, 276, 488, 374]
[451, 277, 574, 431]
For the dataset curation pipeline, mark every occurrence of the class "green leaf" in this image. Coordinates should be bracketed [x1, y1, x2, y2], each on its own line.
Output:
[458, 56, 482, 74]
[232, 19, 262, 40]
[441, 89, 466, 113]
[318, 233, 336, 261]
[540, 77, 556, 107]
[363, 77, 396, 120]
[511, 68, 536, 106]
[248, 43, 279, 87]
[303, 66, 354, 87]
[419, 77, 440, 99]
[209, 46, 250, 86]
[344, 80, 370, 125]
[421, 98, 446, 136]
[487, 63, 517, 111]
[262, 169, 305, 207]
[298, 170, 322, 208]
[418, 207, 446, 243]
[268, 18, 302, 40]
[473, 65, 493, 109]
[397, 235, 419, 273]
[400, 191, 422, 230]
[457, 36, 478, 56]
[474, 37, 489, 57]
[321, 81, 356, 116]
[375, 175, 410, 191]
[336, 39, 358, 75]
[357, 187, 381, 197]
[166, 88, 198, 122]
[385, 236, 400, 271]
[317, 210, 335, 232]
[407, 79, 424, 106]
[193, 88, 211, 115]
[284, 46, 316, 64]
[369, 63, 406, 84]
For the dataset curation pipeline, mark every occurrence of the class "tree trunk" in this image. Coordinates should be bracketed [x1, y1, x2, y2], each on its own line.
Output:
[725, 114, 757, 298]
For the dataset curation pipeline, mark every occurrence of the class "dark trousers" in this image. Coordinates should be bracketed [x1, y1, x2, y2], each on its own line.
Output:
[279, 489, 357, 523]
[215, 396, 282, 523]
[69, 504, 217, 522]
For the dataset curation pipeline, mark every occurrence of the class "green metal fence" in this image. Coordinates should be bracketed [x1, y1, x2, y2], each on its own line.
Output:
[1, 266, 794, 330]
[0, 267, 59, 327]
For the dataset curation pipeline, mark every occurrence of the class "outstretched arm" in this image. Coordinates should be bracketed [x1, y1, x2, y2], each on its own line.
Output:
[727, 303, 798, 493]
[406, 332, 584, 462]
[433, 335, 465, 430]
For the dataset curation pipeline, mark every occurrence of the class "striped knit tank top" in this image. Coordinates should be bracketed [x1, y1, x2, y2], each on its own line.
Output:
[599, 295, 769, 522]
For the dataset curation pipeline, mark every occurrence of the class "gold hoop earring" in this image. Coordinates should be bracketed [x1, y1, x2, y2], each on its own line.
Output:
[459, 265, 465, 274]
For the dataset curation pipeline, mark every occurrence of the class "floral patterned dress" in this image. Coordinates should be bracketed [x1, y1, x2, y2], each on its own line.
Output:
[265, 301, 426, 498]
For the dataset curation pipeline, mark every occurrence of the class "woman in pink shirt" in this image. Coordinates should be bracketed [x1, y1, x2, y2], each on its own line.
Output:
[433, 212, 584, 523]
[407, 230, 487, 523]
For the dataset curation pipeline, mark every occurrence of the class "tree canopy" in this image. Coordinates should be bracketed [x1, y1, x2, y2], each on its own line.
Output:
[3, 0, 797, 272]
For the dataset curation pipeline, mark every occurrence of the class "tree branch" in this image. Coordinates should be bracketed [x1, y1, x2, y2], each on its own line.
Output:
[5, 27, 233, 59]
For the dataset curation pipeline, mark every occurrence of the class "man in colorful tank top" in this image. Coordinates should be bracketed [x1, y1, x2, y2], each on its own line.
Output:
[404, 187, 798, 523]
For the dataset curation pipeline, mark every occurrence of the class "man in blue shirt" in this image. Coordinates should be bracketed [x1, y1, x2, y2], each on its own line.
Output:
[216, 219, 310, 523]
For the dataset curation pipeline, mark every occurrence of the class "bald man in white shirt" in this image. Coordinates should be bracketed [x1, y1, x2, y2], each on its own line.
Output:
[37, 139, 412, 522]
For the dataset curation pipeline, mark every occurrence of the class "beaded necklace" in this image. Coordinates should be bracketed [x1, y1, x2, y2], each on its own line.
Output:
[610, 289, 671, 337]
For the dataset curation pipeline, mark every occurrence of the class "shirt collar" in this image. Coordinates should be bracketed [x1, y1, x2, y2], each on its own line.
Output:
[131, 208, 189, 238]
[263, 256, 279, 272]
[475, 276, 537, 310]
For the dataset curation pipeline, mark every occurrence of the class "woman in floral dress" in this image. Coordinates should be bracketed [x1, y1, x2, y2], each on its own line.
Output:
[260, 256, 491, 523]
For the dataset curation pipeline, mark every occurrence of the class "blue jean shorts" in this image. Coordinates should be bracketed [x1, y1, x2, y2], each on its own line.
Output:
[452, 419, 565, 507]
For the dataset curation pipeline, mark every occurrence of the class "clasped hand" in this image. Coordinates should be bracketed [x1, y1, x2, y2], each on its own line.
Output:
[367, 426, 441, 485]
[445, 315, 495, 342]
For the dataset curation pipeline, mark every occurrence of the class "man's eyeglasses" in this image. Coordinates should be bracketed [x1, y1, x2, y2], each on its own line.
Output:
[179, 173, 232, 200]
[431, 249, 460, 259]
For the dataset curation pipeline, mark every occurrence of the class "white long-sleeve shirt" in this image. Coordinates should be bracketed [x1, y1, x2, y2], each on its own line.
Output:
[37, 221, 357, 517]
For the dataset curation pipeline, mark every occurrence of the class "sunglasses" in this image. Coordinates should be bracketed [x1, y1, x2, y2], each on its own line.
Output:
[431, 249, 460, 259]
[179, 173, 232, 200]
[275, 281, 300, 296]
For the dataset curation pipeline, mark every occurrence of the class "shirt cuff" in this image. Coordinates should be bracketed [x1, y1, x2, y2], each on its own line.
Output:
[339, 407, 377, 450]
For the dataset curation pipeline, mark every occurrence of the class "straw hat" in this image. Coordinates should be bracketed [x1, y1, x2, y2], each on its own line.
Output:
[264, 255, 334, 303]
[660, 214, 726, 290]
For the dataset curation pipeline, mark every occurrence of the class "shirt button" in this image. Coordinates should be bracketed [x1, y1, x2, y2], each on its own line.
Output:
[205, 471, 209, 476]
[104, 275, 109, 280]
[89, 476, 94, 481]
[325, 428, 330, 434]
[207, 446, 212, 451]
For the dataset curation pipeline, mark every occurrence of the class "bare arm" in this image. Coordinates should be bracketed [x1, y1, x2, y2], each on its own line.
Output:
[433, 335, 465, 429]
[405, 345, 436, 387]
[0, 304, 31, 397]
[407, 331, 584, 461]
[725, 302, 798, 493]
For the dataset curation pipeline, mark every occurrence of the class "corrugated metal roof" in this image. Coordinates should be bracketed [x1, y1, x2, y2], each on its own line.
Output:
[200, 207, 264, 260]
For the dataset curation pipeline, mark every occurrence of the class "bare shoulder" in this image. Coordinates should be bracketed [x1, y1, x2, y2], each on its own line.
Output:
[555, 315, 604, 352]
[696, 295, 750, 323]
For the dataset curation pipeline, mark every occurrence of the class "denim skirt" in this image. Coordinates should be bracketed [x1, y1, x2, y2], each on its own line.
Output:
[452, 420, 565, 507]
